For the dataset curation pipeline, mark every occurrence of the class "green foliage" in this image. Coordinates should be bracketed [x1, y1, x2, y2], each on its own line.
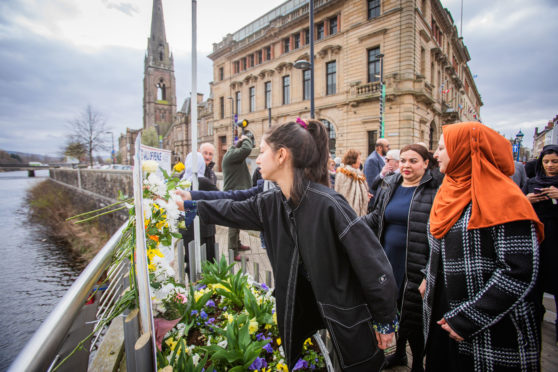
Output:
[141, 127, 159, 147]
[212, 270, 248, 309]
[200, 255, 234, 285]
[204, 315, 269, 370]
[243, 287, 273, 325]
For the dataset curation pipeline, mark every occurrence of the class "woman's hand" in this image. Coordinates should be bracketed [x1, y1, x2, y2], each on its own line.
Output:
[175, 199, 184, 212]
[437, 318, 464, 342]
[526, 192, 548, 204]
[543, 185, 558, 199]
[175, 189, 192, 200]
[419, 279, 426, 298]
[375, 331, 395, 350]
[367, 192, 373, 201]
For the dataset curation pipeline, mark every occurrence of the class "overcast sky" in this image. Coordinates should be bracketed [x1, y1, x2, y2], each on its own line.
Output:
[0, 0, 556, 157]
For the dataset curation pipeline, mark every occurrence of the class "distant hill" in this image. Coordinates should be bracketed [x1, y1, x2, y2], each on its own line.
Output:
[0, 149, 64, 164]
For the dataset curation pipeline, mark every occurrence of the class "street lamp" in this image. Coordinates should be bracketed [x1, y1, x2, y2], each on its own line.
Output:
[105, 131, 115, 164]
[154, 124, 162, 149]
[293, 0, 315, 119]
[515, 130, 524, 162]
[227, 96, 235, 144]
[375, 53, 385, 138]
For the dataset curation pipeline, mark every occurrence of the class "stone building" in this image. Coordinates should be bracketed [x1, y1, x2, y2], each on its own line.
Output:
[118, 128, 140, 165]
[208, 0, 482, 158]
[533, 114, 558, 157]
[143, 0, 177, 133]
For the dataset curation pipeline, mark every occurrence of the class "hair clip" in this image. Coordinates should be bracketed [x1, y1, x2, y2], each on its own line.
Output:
[296, 117, 308, 129]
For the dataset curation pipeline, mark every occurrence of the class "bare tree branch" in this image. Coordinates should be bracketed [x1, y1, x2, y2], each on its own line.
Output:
[67, 105, 110, 167]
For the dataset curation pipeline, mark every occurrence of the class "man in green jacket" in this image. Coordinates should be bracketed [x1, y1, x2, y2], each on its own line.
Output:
[222, 134, 253, 261]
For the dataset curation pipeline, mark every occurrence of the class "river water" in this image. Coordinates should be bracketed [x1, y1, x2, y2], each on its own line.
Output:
[0, 171, 84, 370]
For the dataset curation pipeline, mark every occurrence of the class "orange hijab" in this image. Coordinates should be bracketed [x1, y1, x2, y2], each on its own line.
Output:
[429, 122, 544, 241]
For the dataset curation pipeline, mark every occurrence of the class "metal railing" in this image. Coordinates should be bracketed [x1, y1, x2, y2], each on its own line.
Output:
[8, 222, 128, 372]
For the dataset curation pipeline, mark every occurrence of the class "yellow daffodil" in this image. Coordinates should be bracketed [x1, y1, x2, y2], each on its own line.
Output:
[224, 312, 234, 324]
[248, 318, 258, 334]
[173, 162, 185, 172]
[148, 263, 156, 272]
[276, 337, 281, 346]
[209, 283, 230, 293]
[165, 337, 178, 351]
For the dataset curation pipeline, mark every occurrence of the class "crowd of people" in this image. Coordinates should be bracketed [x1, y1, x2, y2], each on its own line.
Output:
[172, 119, 556, 372]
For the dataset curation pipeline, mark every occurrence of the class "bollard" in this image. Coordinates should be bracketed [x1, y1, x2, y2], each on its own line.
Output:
[265, 271, 273, 288]
[241, 256, 247, 273]
[134, 332, 154, 372]
[212, 242, 219, 264]
[253, 262, 260, 282]
[176, 240, 185, 285]
[124, 309, 139, 372]
[228, 249, 235, 274]
[188, 241, 197, 282]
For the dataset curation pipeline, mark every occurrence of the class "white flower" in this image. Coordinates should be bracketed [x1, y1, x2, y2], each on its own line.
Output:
[143, 199, 153, 220]
[142, 160, 159, 174]
[192, 354, 200, 365]
[146, 173, 167, 197]
[217, 339, 228, 348]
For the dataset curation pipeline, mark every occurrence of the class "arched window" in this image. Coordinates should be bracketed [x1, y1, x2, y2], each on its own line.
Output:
[157, 80, 166, 101]
[321, 119, 336, 156]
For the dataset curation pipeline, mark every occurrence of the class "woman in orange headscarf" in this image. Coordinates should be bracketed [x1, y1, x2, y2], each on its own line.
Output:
[420, 122, 543, 372]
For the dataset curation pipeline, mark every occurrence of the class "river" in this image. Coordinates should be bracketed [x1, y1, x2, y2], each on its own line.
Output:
[0, 171, 84, 370]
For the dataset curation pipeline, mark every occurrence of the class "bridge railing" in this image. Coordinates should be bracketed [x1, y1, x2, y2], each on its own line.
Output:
[8, 221, 128, 372]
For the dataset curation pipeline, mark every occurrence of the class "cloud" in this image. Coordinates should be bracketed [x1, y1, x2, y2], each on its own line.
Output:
[101, 1, 139, 17]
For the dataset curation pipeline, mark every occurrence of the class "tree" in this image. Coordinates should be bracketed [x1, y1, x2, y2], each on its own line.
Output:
[68, 105, 109, 167]
[141, 126, 159, 148]
[63, 141, 87, 162]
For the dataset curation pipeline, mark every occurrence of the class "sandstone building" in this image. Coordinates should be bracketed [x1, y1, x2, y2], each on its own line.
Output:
[208, 0, 482, 159]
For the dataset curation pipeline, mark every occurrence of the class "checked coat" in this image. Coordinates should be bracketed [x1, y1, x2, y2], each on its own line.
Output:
[423, 204, 540, 371]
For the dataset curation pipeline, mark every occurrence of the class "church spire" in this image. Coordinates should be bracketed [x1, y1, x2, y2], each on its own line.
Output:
[146, 0, 173, 69]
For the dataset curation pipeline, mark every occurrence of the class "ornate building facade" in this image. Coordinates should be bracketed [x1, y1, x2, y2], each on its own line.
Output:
[208, 0, 482, 158]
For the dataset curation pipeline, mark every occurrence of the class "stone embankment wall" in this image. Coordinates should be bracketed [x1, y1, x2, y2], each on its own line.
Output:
[49, 168, 133, 233]
[50, 168, 133, 199]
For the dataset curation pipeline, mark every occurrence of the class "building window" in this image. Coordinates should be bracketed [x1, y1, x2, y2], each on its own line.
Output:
[321, 119, 336, 156]
[249, 87, 255, 112]
[326, 61, 336, 95]
[329, 16, 338, 35]
[233, 61, 240, 74]
[265, 81, 272, 109]
[235, 91, 241, 114]
[219, 67, 224, 81]
[420, 47, 426, 76]
[368, 0, 380, 19]
[256, 50, 262, 64]
[303, 69, 311, 100]
[304, 28, 309, 45]
[293, 33, 300, 49]
[316, 22, 324, 40]
[367, 130, 378, 156]
[282, 75, 290, 105]
[249, 54, 255, 67]
[241, 58, 246, 70]
[283, 38, 290, 53]
[368, 48, 381, 83]
[219, 96, 224, 119]
[265, 46, 271, 60]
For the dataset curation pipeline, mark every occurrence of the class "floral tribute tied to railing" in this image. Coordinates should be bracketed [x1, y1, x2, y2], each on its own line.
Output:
[62, 159, 326, 372]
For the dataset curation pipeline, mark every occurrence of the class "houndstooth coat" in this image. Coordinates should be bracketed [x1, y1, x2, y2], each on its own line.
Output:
[423, 204, 540, 371]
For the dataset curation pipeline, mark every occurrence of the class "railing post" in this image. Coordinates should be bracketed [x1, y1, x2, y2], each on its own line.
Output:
[124, 309, 139, 372]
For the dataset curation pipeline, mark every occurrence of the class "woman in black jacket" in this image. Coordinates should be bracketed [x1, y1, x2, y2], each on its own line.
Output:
[176, 120, 399, 372]
[365, 144, 440, 372]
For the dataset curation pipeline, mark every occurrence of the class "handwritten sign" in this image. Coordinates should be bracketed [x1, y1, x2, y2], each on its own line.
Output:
[140, 144, 172, 175]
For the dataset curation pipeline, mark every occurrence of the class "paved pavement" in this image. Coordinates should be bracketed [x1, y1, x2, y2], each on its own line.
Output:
[214, 226, 557, 371]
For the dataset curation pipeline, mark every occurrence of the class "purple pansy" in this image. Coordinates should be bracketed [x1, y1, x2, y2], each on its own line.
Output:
[262, 342, 273, 353]
[205, 299, 216, 307]
[249, 357, 267, 370]
[293, 358, 309, 371]
[200, 310, 208, 320]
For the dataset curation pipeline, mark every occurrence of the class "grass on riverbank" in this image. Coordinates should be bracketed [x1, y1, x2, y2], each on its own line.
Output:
[26, 180, 111, 262]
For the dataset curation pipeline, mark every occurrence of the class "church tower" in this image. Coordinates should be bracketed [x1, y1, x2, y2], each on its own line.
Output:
[143, 0, 176, 132]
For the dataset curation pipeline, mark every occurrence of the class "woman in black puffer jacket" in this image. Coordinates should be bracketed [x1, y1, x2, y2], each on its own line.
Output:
[365, 144, 441, 372]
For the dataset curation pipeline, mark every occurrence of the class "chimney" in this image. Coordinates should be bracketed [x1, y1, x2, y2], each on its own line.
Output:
[197, 93, 204, 104]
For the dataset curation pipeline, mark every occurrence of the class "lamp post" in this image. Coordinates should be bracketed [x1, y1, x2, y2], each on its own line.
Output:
[105, 131, 115, 164]
[376, 53, 385, 138]
[515, 130, 524, 162]
[154, 124, 162, 149]
[293, 0, 315, 119]
[228, 96, 235, 144]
